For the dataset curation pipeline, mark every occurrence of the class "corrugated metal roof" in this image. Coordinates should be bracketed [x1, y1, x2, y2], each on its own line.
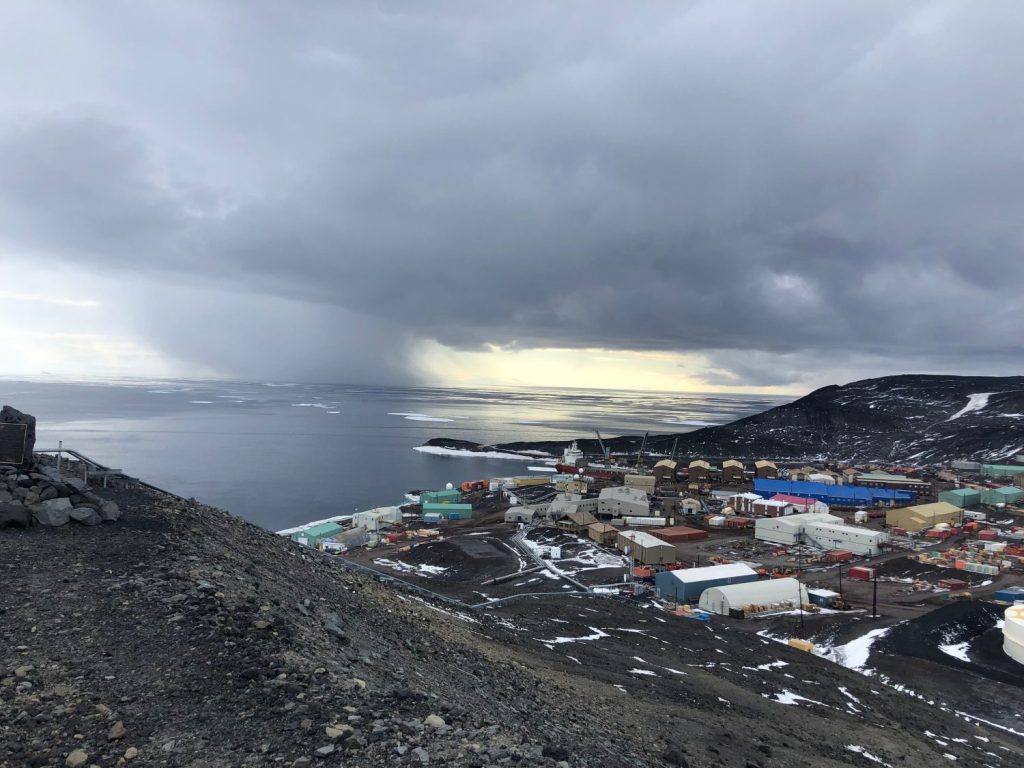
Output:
[618, 530, 672, 549]
[662, 563, 757, 584]
[699, 578, 807, 608]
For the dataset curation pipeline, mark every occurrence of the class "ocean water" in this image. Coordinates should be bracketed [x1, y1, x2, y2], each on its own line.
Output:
[0, 378, 787, 530]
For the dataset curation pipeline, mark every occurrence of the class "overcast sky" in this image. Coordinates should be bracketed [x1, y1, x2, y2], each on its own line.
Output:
[1, 1, 1022, 393]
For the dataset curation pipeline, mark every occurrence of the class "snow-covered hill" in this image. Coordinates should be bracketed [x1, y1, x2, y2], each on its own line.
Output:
[481, 374, 1024, 463]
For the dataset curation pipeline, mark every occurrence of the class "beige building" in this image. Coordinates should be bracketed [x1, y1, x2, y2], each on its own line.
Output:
[688, 460, 711, 483]
[652, 459, 678, 484]
[885, 501, 963, 532]
[587, 521, 618, 546]
[616, 530, 677, 565]
[754, 460, 778, 479]
[557, 509, 598, 534]
[722, 459, 744, 483]
[624, 474, 657, 494]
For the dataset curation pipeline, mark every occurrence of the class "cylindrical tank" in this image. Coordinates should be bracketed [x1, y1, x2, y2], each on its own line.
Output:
[854, 510, 868, 524]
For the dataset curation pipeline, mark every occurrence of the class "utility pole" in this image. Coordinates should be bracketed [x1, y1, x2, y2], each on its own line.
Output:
[872, 572, 878, 618]
[797, 555, 805, 637]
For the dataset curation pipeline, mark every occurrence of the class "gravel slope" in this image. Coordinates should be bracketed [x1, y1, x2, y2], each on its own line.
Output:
[2, 483, 1022, 767]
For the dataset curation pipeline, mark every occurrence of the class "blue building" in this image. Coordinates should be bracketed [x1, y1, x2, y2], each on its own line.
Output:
[654, 563, 759, 602]
[753, 480, 916, 507]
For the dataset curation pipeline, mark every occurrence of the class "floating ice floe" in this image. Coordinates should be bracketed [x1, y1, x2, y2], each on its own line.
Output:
[413, 446, 536, 461]
[387, 412, 455, 422]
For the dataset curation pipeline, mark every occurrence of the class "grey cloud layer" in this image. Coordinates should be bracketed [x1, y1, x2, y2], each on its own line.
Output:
[1, 1, 1022, 386]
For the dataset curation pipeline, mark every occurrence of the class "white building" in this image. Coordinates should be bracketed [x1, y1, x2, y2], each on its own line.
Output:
[699, 578, 809, 616]
[751, 498, 789, 517]
[754, 512, 889, 556]
[598, 486, 650, 518]
[352, 506, 403, 531]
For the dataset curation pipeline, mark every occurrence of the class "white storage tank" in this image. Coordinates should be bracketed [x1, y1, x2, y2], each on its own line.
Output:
[854, 509, 868, 524]
[1005, 604, 1024, 666]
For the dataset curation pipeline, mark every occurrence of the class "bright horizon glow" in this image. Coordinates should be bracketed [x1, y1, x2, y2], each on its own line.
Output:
[412, 340, 804, 395]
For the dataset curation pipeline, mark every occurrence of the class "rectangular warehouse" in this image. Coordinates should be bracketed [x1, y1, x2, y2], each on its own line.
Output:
[699, 578, 808, 616]
[422, 502, 473, 519]
[939, 488, 982, 508]
[420, 489, 462, 504]
[599, 486, 650, 518]
[982, 464, 1024, 478]
[649, 525, 708, 543]
[981, 486, 1024, 505]
[885, 501, 962, 532]
[290, 521, 345, 549]
[654, 563, 759, 602]
[754, 479, 916, 506]
[754, 513, 888, 555]
[617, 530, 677, 565]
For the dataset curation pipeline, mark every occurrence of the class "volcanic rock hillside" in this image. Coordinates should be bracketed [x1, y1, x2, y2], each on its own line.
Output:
[3, 478, 1023, 767]
[485, 375, 1024, 462]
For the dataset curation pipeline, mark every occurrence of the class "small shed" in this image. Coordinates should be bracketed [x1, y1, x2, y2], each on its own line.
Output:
[806, 588, 840, 608]
[699, 578, 808, 616]
[587, 522, 618, 546]
[654, 563, 758, 602]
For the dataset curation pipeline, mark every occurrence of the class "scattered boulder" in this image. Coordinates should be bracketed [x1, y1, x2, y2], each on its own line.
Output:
[70, 507, 102, 526]
[108, 721, 127, 740]
[65, 750, 88, 768]
[33, 499, 71, 527]
[0, 503, 32, 530]
[100, 501, 122, 522]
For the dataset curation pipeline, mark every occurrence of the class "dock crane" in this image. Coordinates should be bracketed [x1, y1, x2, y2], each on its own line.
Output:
[593, 429, 610, 463]
[635, 432, 649, 471]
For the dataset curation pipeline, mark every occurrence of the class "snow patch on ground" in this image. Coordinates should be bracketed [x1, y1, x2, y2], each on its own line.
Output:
[845, 745, 891, 766]
[373, 559, 449, 577]
[536, 627, 609, 645]
[947, 393, 992, 421]
[815, 627, 892, 672]
[938, 641, 971, 662]
[764, 690, 826, 707]
[628, 668, 658, 676]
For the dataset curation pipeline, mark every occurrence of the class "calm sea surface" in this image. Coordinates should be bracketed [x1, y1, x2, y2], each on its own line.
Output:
[0, 378, 788, 530]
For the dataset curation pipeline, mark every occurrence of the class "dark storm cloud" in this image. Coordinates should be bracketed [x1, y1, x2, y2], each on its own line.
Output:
[1, 1, 1022, 387]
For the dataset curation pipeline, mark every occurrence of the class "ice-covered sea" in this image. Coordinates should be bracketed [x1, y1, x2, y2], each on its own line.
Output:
[0, 377, 785, 530]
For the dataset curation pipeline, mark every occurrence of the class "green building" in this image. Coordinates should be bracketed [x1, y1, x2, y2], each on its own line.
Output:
[421, 502, 473, 519]
[981, 464, 1024, 479]
[981, 486, 1024, 505]
[420, 489, 462, 505]
[938, 488, 982, 508]
[290, 521, 345, 549]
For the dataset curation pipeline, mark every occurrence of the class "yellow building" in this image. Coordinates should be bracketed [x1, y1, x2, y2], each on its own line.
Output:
[885, 501, 962, 532]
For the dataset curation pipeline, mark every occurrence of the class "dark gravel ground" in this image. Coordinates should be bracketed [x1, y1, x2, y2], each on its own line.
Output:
[2, 478, 1023, 767]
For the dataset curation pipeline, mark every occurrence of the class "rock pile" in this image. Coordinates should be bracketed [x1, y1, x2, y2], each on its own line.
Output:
[0, 462, 120, 528]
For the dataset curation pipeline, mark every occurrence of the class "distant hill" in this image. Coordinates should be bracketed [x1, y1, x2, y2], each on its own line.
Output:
[433, 374, 1024, 463]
